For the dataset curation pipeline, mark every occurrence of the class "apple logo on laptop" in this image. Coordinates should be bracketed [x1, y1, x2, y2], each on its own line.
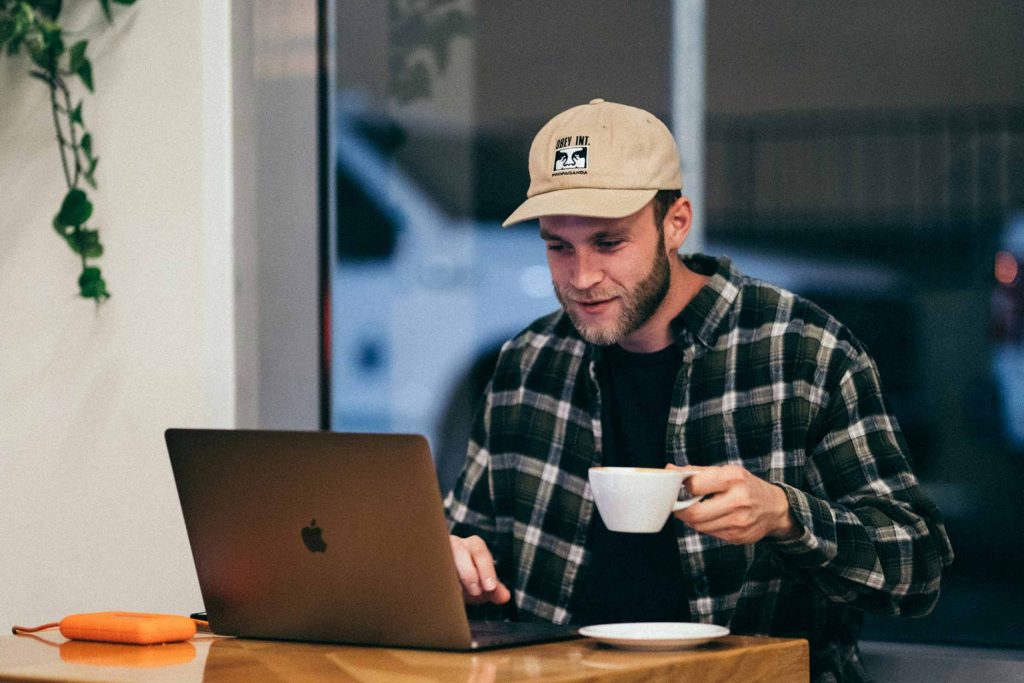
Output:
[301, 519, 327, 553]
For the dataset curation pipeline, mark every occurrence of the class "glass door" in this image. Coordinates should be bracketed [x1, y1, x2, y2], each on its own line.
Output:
[329, 1, 678, 494]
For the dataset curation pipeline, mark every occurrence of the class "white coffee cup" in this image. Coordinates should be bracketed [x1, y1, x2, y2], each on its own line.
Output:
[588, 467, 701, 533]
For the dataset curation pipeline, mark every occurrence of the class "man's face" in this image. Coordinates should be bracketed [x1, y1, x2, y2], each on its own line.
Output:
[540, 202, 671, 347]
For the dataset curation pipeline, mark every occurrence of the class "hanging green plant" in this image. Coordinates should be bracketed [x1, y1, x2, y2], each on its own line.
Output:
[0, 0, 138, 303]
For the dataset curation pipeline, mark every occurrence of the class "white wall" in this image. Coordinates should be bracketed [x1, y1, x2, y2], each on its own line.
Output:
[0, 0, 233, 627]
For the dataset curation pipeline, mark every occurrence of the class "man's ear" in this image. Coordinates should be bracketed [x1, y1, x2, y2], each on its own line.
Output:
[663, 196, 692, 252]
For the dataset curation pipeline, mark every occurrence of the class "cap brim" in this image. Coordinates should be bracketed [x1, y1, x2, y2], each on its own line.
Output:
[502, 188, 659, 227]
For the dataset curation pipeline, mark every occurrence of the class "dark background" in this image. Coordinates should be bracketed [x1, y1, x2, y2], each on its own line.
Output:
[333, 0, 1024, 649]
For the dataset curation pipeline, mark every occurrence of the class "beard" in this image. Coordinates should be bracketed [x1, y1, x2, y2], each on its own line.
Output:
[554, 234, 672, 346]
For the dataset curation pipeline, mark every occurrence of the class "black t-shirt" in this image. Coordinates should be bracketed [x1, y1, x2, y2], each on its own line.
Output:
[571, 343, 691, 625]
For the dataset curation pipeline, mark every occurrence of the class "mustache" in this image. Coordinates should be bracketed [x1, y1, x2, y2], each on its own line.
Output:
[556, 285, 624, 303]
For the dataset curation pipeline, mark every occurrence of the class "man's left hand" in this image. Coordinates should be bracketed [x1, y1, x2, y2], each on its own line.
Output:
[668, 464, 802, 544]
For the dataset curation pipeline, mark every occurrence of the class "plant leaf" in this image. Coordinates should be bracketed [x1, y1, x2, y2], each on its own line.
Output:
[29, 44, 54, 70]
[52, 214, 73, 237]
[27, 24, 64, 70]
[36, 0, 63, 21]
[16, 2, 36, 30]
[78, 266, 110, 300]
[0, 18, 16, 45]
[42, 24, 64, 56]
[68, 228, 103, 258]
[56, 188, 93, 227]
[70, 100, 82, 124]
[97, 0, 112, 22]
[112, 0, 138, 4]
[69, 39, 87, 73]
[7, 9, 31, 53]
[76, 57, 93, 91]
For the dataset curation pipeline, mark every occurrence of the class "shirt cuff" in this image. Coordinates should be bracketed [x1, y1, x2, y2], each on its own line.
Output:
[768, 482, 839, 568]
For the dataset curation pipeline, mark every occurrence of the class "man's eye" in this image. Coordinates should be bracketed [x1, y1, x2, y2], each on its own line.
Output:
[546, 243, 566, 252]
[597, 240, 623, 250]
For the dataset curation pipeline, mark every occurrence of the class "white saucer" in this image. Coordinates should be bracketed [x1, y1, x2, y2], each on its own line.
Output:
[577, 622, 730, 650]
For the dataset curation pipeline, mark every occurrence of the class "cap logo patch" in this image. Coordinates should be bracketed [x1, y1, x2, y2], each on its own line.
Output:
[553, 135, 589, 175]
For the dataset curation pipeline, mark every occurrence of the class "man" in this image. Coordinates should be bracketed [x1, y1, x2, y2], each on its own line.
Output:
[445, 99, 953, 681]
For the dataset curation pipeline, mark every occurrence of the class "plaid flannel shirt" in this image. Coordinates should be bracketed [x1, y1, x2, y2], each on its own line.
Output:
[446, 254, 954, 682]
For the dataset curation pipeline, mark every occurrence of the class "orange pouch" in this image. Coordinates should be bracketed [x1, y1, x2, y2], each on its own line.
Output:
[58, 612, 197, 645]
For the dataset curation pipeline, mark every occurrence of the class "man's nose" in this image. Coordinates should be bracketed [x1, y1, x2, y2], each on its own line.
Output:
[569, 250, 603, 290]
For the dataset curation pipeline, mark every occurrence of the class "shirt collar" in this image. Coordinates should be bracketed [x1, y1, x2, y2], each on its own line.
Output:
[670, 254, 743, 349]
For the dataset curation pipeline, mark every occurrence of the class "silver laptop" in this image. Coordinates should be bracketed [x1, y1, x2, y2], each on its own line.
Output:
[165, 428, 577, 650]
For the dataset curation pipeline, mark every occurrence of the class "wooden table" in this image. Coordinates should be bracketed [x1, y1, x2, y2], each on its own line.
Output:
[0, 632, 808, 682]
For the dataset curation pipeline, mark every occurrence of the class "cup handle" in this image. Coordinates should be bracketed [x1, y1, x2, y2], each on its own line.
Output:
[671, 470, 704, 512]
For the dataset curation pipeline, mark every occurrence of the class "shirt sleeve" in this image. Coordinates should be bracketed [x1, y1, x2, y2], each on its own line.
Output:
[446, 382, 499, 542]
[444, 382, 518, 620]
[769, 352, 955, 617]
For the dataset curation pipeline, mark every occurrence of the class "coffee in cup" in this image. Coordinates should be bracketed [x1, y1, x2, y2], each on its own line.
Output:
[588, 467, 700, 533]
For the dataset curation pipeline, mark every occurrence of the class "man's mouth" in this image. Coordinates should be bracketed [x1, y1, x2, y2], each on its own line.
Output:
[573, 298, 616, 314]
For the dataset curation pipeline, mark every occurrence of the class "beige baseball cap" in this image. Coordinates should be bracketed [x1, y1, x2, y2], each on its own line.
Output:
[502, 98, 682, 227]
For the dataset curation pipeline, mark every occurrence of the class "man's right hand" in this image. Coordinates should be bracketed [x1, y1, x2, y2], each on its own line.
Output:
[449, 535, 512, 606]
